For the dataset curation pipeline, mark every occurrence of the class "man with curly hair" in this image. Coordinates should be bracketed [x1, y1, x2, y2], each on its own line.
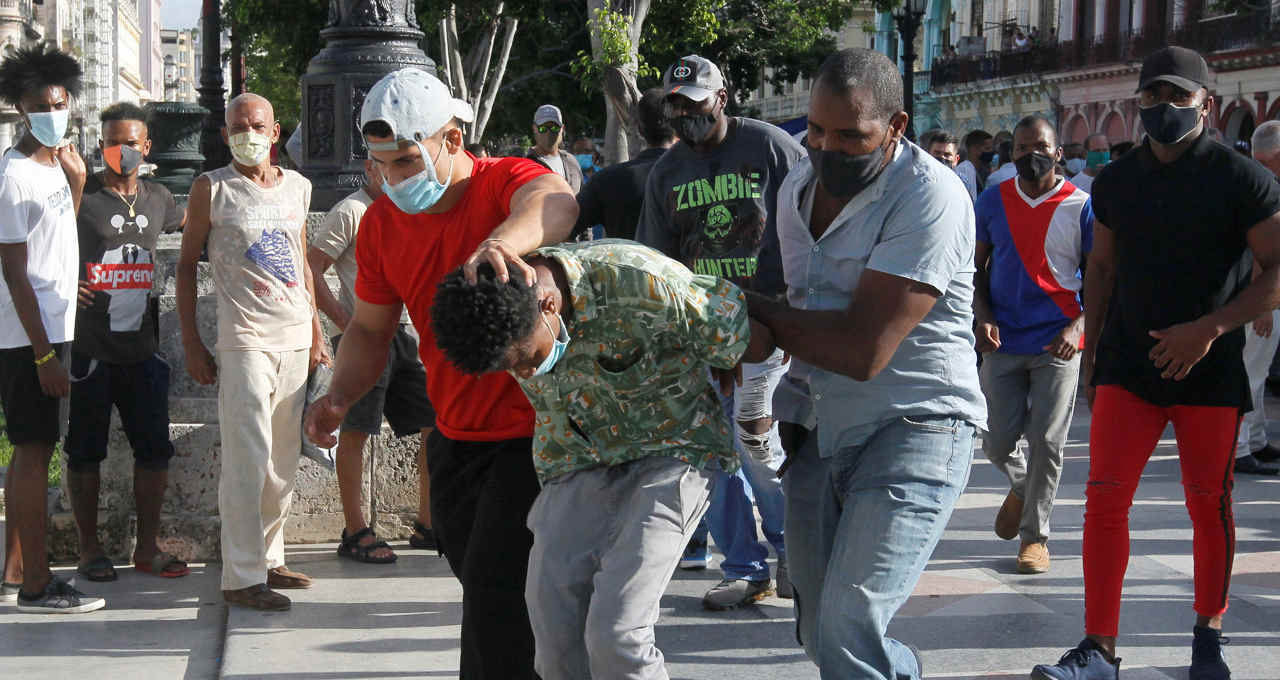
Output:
[0, 43, 101, 613]
[431, 240, 769, 679]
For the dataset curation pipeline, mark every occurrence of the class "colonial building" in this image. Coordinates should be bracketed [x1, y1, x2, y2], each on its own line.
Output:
[161, 27, 197, 103]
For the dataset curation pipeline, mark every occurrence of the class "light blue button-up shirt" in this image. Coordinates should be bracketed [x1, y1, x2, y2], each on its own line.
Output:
[772, 141, 987, 456]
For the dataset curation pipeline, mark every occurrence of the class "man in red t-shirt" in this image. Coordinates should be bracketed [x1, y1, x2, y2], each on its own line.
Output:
[304, 68, 577, 680]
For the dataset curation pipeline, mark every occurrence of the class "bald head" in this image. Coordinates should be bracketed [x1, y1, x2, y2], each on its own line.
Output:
[226, 93, 274, 126]
[1254, 121, 1280, 177]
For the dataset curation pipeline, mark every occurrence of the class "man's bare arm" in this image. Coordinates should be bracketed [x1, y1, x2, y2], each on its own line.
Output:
[307, 247, 350, 331]
[462, 173, 579, 285]
[304, 298, 402, 446]
[748, 270, 941, 382]
[177, 177, 216, 384]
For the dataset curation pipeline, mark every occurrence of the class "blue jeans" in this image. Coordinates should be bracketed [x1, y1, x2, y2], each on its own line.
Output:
[785, 415, 974, 679]
[692, 351, 788, 581]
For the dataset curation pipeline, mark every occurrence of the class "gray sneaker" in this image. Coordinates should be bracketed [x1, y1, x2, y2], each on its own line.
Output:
[1, 581, 19, 603]
[702, 577, 773, 610]
[16, 575, 106, 614]
[775, 560, 794, 599]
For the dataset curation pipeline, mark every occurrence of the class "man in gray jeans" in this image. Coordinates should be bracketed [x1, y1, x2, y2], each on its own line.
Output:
[429, 240, 770, 679]
[973, 115, 1094, 574]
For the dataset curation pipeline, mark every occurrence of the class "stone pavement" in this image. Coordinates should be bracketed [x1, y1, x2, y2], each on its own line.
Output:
[1, 394, 1278, 679]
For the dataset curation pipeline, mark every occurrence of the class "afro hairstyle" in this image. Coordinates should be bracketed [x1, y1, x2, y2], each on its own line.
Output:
[0, 42, 83, 107]
[431, 262, 540, 375]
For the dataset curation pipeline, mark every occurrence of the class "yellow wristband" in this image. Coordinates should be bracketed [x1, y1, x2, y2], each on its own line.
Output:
[33, 349, 56, 366]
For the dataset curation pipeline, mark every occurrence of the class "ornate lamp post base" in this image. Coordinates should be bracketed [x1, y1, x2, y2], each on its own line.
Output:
[300, 0, 435, 211]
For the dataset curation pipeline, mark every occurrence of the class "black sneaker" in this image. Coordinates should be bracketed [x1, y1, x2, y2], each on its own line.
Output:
[16, 575, 106, 614]
[1190, 626, 1231, 680]
[679, 538, 709, 570]
[1234, 454, 1279, 476]
[1252, 443, 1280, 463]
[1031, 638, 1120, 680]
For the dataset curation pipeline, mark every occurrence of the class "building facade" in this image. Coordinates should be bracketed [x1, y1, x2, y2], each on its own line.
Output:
[161, 27, 197, 103]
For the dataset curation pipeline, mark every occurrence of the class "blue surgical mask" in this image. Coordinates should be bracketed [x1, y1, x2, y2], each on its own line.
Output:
[533, 312, 569, 377]
[26, 109, 68, 148]
[575, 153, 595, 171]
[1065, 158, 1087, 175]
[382, 140, 454, 215]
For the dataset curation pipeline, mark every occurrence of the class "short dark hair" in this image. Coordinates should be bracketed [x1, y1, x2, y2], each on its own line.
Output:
[431, 263, 539, 375]
[0, 42, 83, 107]
[465, 142, 488, 155]
[814, 48, 903, 120]
[963, 129, 993, 150]
[638, 87, 675, 147]
[928, 132, 958, 147]
[1013, 114, 1057, 147]
[100, 102, 149, 127]
[1111, 141, 1135, 156]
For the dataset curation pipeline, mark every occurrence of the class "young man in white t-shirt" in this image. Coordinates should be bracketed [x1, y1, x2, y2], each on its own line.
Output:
[0, 44, 104, 614]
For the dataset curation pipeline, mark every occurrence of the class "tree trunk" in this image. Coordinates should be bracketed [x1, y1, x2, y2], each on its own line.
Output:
[471, 17, 517, 143]
[587, 0, 651, 165]
[439, 3, 518, 144]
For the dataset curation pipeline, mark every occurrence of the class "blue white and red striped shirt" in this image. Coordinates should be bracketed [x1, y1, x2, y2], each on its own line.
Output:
[975, 176, 1094, 355]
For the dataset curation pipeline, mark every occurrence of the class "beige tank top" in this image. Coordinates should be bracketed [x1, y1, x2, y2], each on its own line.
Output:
[204, 165, 313, 352]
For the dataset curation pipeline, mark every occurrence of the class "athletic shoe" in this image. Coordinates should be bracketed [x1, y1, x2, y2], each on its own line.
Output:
[1190, 626, 1231, 680]
[775, 559, 794, 599]
[1234, 454, 1279, 476]
[679, 538, 709, 570]
[16, 575, 106, 614]
[1253, 443, 1280, 463]
[1, 581, 19, 603]
[1031, 638, 1120, 680]
[702, 578, 773, 611]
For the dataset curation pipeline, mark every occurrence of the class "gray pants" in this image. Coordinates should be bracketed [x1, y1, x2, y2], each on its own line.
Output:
[979, 350, 1079, 543]
[526, 456, 713, 680]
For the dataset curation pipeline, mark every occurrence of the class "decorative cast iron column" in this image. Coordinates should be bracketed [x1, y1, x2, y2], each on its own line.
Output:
[145, 101, 209, 198]
[198, 0, 230, 170]
[300, 0, 434, 211]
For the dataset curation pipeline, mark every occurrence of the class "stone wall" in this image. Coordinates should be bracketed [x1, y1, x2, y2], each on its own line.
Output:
[46, 214, 426, 563]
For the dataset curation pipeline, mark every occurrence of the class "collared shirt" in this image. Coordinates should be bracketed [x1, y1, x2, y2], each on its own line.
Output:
[516, 240, 750, 483]
[773, 141, 987, 455]
[1091, 130, 1280, 409]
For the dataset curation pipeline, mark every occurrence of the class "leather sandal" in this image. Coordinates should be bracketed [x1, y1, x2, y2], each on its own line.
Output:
[267, 565, 313, 589]
[224, 583, 290, 611]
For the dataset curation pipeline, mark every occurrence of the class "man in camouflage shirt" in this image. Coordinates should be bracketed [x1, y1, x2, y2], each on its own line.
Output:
[431, 240, 769, 680]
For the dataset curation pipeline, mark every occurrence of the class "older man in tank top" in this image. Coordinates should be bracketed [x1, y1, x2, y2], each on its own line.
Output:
[177, 93, 330, 611]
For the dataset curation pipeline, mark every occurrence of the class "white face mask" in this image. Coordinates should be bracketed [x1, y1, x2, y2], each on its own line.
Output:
[229, 130, 273, 166]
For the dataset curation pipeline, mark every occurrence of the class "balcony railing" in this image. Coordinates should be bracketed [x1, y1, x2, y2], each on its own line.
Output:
[931, 9, 1277, 89]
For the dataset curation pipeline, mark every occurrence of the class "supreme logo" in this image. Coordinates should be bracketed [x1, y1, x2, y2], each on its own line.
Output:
[86, 262, 153, 290]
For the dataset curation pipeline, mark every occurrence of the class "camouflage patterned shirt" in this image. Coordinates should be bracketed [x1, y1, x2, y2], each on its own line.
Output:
[518, 240, 750, 483]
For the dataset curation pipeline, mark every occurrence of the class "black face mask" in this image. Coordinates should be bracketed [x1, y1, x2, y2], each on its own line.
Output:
[979, 150, 996, 165]
[672, 112, 719, 146]
[1014, 152, 1056, 182]
[808, 129, 894, 199]
[1139, 102, 1202, 145]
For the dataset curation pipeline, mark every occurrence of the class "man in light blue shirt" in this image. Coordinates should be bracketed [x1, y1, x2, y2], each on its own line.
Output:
[746, 49, 987, 680]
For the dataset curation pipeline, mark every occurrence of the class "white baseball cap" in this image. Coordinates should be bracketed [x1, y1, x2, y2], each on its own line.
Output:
[360, 68, 474, 151]
[533, 104, 563, 126]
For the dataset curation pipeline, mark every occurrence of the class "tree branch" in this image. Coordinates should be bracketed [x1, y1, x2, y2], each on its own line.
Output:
[474, 16, 518, 143]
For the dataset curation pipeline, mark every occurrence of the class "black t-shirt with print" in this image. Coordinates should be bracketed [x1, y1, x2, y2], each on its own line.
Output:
[75, 174, 183, 364]
[1091, 131, 1280, 409]
[635, 117, 805, 297]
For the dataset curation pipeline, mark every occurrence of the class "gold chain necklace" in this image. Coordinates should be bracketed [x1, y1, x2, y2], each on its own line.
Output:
[110, 186, 139, 217]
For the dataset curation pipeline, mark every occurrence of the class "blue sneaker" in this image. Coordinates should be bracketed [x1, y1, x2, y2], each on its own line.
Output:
[679, 538, 709, 570]
[1190, 626, 1231, 680]
[1032, 639, 1120, 680]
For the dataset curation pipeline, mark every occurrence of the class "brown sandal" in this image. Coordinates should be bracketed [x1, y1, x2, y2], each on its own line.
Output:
[267, 565, 313, 589]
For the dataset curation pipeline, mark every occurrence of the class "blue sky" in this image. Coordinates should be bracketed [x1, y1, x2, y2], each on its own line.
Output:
[162, 0, 202, 30]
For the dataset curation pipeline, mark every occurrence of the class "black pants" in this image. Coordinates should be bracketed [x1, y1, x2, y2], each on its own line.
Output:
[427, 430, 540, 680]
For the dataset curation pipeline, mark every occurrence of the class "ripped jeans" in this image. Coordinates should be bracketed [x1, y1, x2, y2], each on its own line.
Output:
[693, 349, 788, 581]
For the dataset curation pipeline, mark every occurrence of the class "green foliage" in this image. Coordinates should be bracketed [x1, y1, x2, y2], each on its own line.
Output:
[570, 1, 660, 92]
[224, 0, 330, 129]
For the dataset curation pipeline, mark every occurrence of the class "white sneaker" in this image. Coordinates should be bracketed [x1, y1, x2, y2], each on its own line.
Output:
[0, 581, 19, 603]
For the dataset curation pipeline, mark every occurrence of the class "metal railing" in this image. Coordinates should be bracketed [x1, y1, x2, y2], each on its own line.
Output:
[931, 9, 1277, 89]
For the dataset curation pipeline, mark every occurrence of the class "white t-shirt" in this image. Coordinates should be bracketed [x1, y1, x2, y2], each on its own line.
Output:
[311, 188, 409, 325]
[1070, 171, 1095, 194]
[955, 160, 979, 202]
[539, 152, 566, 178]
[0, 149, 78, 349]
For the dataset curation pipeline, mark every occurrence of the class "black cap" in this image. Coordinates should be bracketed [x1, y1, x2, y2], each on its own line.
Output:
[1136, 46, 1210, 94]
[662, 55, 725, 102]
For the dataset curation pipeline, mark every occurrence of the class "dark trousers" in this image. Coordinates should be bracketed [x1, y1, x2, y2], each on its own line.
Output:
[427, 430, 540, 680]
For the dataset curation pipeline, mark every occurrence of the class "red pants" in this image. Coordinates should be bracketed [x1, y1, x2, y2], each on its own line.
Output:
[1084, 385, 1239, 637]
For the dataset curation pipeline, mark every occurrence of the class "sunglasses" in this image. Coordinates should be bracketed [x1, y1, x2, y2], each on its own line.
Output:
[536, 123, 561, 134]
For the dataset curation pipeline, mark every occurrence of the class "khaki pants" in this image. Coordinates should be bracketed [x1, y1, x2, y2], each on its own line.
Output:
[217, 348, 308, 591]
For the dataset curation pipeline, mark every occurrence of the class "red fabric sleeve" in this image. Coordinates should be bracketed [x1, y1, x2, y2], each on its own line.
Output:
[353, 198, 401, 306]
[492, 156, 554, 216]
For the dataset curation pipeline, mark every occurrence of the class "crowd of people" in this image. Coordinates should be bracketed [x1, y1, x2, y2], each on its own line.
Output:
[0, 38, 1277, 680]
